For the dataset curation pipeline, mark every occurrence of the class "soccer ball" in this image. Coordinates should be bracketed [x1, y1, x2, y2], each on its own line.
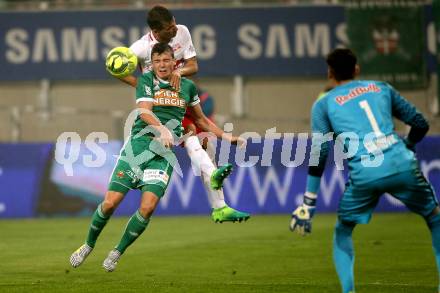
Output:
[105, 47, 138, 78]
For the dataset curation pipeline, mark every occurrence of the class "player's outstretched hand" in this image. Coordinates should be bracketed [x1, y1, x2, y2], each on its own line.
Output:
[170, 69, 181, 92]
[229, 136, 247, 148]
[290, 204, 315, 236]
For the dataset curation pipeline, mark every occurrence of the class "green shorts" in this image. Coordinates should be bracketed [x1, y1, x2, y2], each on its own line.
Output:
[108, 136, 174, 197]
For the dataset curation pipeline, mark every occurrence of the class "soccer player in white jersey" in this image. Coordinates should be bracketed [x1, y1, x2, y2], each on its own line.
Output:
[117, 5, 249, 223]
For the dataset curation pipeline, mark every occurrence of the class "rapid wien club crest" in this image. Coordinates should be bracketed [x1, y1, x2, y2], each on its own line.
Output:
[372, 26, 399, 55]
[362, 15, 411, 62]
[116, 170, 124, 178]
[371, 15, 400, 56]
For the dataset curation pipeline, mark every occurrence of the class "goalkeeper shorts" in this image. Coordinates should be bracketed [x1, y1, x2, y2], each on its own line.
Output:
[338, 166, 438, 224]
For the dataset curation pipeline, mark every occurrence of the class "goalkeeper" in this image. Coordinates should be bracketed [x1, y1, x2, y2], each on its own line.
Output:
[290, 48, 440, 293]
[70, 43, 245, 272]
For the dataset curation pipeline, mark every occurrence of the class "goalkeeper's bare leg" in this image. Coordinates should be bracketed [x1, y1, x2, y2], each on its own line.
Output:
[70, 191, 124, 268]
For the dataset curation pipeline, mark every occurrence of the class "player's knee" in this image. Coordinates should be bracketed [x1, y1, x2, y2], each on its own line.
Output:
[426, 206, 440, 228]
[139, 202, 157, 218]
[335, 220, 356, 234]
[101, 191, 124, 215]
[102, 198, 119, 215]
[430, 206, 440, 217]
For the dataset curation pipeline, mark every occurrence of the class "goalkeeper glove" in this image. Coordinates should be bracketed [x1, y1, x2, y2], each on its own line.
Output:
[289, 193, 316, 236]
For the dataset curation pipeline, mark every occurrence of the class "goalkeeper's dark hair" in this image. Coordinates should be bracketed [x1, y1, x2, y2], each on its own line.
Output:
[147, 5, 174, 30]
[326, 48, 357, 81]
[151, 43, 174, 58]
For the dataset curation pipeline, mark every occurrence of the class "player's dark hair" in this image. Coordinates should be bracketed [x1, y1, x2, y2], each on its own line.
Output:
[151, 43, 174, 58]
[326, 48, 357, 81]
[147, 5, 174, 30]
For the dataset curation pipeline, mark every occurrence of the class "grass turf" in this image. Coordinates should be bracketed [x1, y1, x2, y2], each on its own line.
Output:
[0, 213, 437, 292]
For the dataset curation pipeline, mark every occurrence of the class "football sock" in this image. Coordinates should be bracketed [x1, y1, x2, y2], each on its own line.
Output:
[115, 210, 150, 254]
[203, 172, 227, 209]
[427, 212, 440, 291]
[185, 136, 216, 177]
[333, 220, 356, 293]
[86, 203, 110, 248]
[185, 136, 226, 209]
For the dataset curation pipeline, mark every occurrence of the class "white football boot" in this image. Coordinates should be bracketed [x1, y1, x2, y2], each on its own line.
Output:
[70, 244, 93, 268]
[103, 249, 121, 272]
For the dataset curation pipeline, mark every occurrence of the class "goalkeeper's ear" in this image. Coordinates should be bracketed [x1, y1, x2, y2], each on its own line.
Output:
[355, 64, 360, 77]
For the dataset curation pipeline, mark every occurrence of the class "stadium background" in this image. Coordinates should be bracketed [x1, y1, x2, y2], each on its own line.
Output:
[2, 1, 440, 293]
[0, 0, 439, 219]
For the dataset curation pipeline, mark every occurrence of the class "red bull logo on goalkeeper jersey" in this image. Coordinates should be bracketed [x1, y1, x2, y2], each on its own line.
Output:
[335, 83, 381, 105]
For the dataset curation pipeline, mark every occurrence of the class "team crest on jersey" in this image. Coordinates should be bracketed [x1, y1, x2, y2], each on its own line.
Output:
[116, 170, 124, 178]
[153, 89, 186, 108]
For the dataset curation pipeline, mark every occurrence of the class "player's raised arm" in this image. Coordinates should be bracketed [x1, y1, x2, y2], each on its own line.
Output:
[170, 25, 198, 90]
[105, 47, 139, 87]
[180, 56, 198, 76]
[170, 56, 198, 91]
[187, 103, 244, 147]
[117, 75, 137, 87]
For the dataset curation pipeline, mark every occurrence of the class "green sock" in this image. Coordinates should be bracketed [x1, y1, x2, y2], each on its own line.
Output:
[85, 204, 110, 248]
[115, 210, 150, 254]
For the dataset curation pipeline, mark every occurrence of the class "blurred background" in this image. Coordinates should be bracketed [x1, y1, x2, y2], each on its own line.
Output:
[1, 0, 440, 218]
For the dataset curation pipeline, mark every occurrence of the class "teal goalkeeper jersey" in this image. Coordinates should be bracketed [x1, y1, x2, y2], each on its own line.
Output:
[312, 80, 427, 184]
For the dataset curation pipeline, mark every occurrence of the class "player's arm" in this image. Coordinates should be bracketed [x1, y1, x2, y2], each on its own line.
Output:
[187, 103, 244, 146]
[176, 57, 198, 76]
[114, 40, 147, 88]
[290, 99, 332, 235]
[170, 57, 198, 91]
[119, 75, 138, 88]
[389, 85, 429, 149]
[170, 26, 198, 90]
[137, 101, 173, 148]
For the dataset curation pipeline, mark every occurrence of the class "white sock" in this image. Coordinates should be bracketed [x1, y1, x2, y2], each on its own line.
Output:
[185, 136, 226, 209]
[202, 172, 226, 209]
[185, 136, 216, 177]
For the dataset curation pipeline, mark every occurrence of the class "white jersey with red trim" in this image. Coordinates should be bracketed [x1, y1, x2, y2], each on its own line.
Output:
[129, 24, 196, 73]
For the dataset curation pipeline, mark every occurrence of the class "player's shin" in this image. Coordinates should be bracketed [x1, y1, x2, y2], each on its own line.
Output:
[202, 172, 226, 209]
[115, 209, 150, 254]
[86, 203, 111, 248]
[70, 203, 109, 268]
[333, 220, 356, 293]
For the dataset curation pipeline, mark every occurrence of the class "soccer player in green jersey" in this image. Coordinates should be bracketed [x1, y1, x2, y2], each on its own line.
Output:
[70, 43, 247, 272]
[123, 5, 250, 223]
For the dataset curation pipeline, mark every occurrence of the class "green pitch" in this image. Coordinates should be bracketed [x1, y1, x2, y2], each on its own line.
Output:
[0, 214, 437, 292]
